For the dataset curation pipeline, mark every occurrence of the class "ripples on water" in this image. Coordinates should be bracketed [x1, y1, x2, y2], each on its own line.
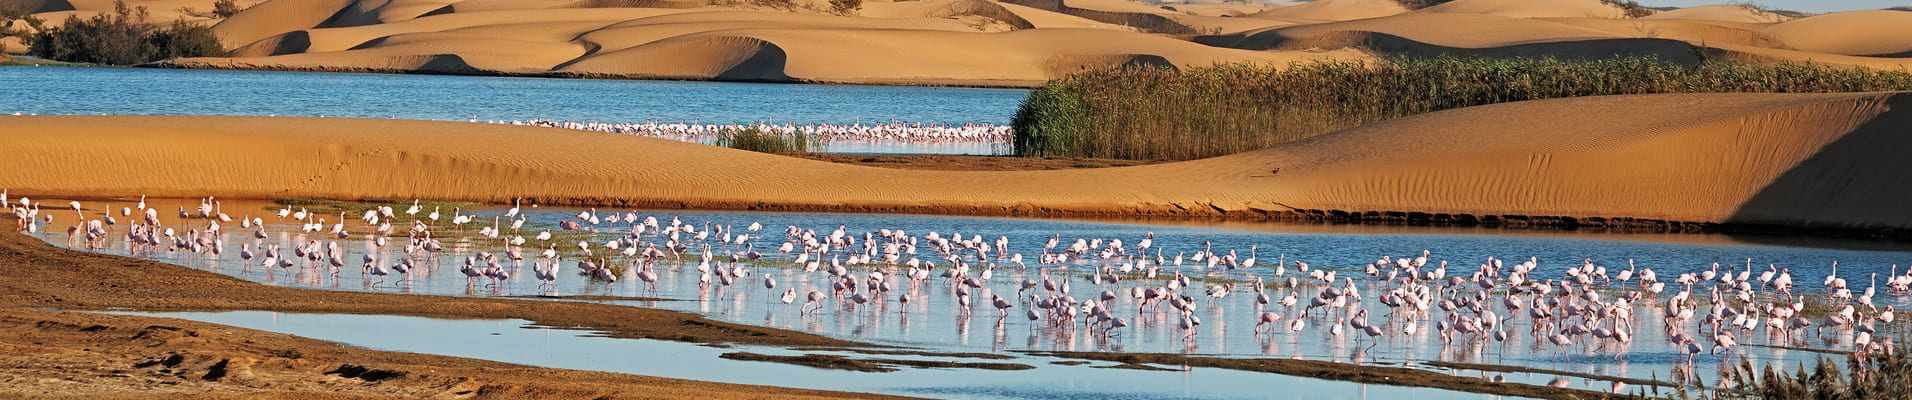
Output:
[27, 197, 1912, 397]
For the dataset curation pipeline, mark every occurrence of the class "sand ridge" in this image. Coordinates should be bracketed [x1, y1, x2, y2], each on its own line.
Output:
[5, 91, 1912, 231]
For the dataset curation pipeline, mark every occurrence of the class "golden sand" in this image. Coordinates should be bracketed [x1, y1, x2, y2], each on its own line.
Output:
[4, 92, 1909, 229]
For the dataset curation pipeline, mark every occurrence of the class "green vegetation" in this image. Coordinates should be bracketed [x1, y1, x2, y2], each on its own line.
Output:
[712, 125, 826, 154]
[1011, 56, 1912, 161]
[26, 0, 224, 65]
[179, 0, 250, 19]
[212, 0, 246, 18]
[1602, 0, 1656, 17]
[1392, 0, 1454, 9]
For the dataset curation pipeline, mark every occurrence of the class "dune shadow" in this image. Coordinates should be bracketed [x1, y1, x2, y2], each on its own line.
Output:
[714, 41, 791, 82]
[416, 54, 481, 74]
[274, 30, 314, 55]
[1725, 94, 1912, 244]
[12, 0, 74, 13]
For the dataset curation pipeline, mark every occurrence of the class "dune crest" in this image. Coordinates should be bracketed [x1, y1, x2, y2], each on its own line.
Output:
[5, 91, 1912, 231]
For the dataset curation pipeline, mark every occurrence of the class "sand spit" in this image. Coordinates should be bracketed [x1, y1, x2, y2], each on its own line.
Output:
[4, 91, 1912, 233]
[0, 216, 870, 349]
[0, 310, 916, 400]
[0, 219, 918, 398]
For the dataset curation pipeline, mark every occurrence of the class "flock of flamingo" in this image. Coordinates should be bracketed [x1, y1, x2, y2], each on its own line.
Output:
[9, 191, 1908, 387]
[498, 119, 1012, 145]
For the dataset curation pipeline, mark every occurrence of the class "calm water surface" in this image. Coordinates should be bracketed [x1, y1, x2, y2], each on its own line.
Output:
[4, 67, 1025, 153]
[31, 197, 1912, 398]
[108, 311, 1509, 400]
[4, 67, 1025, 125]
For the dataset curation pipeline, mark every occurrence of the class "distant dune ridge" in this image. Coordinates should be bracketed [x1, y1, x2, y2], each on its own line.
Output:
[12, 0, 1912, 85]
[5, 91, 1912, 231]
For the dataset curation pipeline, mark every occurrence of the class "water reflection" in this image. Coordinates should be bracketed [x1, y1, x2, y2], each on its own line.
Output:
[31, 197, 1912, 393]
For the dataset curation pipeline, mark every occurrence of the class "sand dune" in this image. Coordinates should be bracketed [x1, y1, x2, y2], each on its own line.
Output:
[212, 0, 361, 50]
[1246, 0, 1406, 21]
[1761, 10, 1912, 57]
[994, 2, 1138, 30]
[1416, 0, 1626, 19]
[170, 4, 1357, 86]
[1538, 17, 1786, 49]
[5, 91, 1911, 230]
[1211, 13, 1621, 51]
[1641, 4, 1789, 23]
[1, 0, 75, 13]
[0, 0, 1876, 85]
[13, 0, 1908, 86]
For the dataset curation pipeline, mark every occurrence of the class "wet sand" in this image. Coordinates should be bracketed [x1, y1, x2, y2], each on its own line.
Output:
[0, 308, 915, 400]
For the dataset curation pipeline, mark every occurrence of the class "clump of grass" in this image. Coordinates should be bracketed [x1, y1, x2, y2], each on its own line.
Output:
[1072, 162, 1109, 168]
[1012, 56, 1912, 161]
[712, 125, 825, 154]
[1711, 340, 1911, 400]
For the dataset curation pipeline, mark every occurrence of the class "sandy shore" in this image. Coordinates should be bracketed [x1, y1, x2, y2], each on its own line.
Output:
[4, 91, 1912, 232]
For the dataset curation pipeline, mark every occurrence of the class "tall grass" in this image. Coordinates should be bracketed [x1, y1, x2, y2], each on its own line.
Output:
[1012, 57, 1912, 161]
[1710, 340, 1910, 400]
[713, 125, 826, 154]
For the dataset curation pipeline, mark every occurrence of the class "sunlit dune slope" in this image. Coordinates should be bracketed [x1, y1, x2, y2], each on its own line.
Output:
[5, 91, 1911, 229]
[1641, 4, 1789, 23]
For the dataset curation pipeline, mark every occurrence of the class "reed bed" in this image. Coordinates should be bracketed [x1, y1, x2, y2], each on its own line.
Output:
[1703, 339, 1910, 400]
[1011, 57, 1912, 161]
[712, 125, 827, 154]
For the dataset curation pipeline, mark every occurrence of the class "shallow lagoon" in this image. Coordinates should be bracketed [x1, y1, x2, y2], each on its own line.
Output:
[31, 197, 1912, 397]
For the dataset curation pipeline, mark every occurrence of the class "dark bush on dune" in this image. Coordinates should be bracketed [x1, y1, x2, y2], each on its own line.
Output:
[28, 0, 223, 65]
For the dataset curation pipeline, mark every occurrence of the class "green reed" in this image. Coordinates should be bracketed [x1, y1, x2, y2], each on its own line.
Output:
[1012, 56, 1912, 161]
[712, 125, 826, 154]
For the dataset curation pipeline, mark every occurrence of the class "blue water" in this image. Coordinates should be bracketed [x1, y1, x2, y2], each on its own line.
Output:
[33, 197, 1912, 396]
[1, 67, 1027, 125]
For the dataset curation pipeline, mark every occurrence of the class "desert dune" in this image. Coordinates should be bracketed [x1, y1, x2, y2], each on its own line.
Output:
[1759, 10, 1912, 57]
[4, 91, 1911, 231]
[13, 0, 1907, 84]
[183, 4, 1363, 86]
[1246, 0, 1406, 22]
[1641, 4, 1790, 23]
[1416, 0, 1626, 19]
